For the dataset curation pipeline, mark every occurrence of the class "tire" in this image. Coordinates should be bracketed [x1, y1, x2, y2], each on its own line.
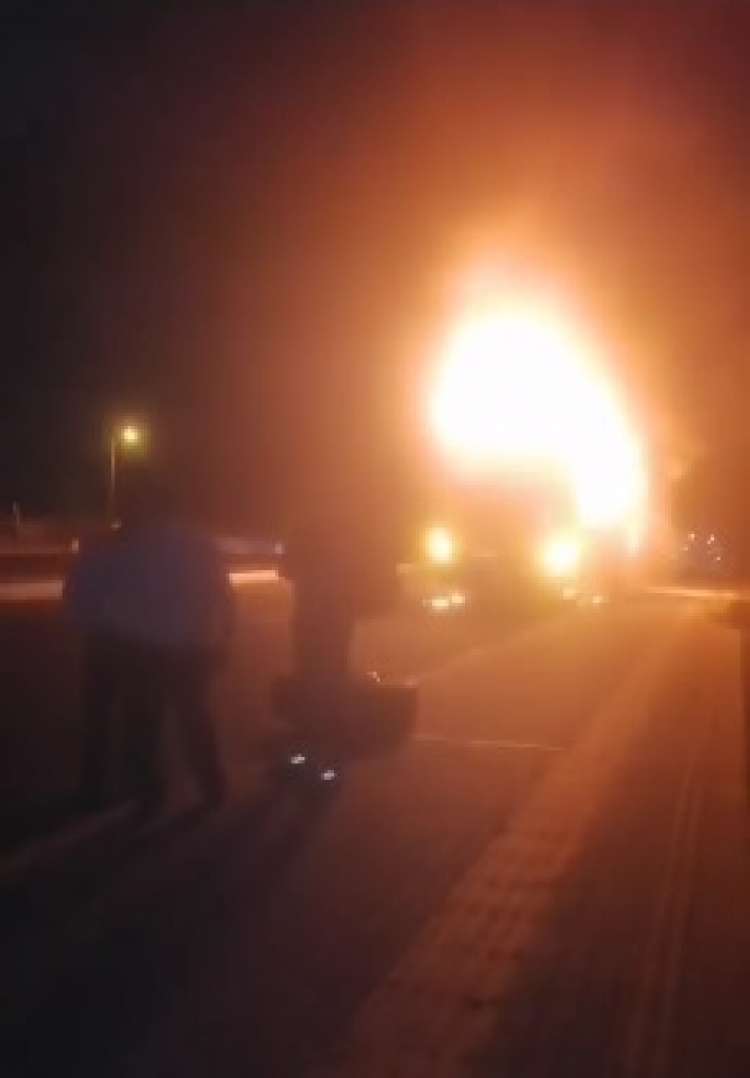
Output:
[269, 673, 418, 759]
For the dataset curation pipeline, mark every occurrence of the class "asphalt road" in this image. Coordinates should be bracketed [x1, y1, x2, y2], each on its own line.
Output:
[2, 587, 750, 1077]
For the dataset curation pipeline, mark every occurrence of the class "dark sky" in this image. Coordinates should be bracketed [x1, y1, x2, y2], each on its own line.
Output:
[3, 1, 750, 525]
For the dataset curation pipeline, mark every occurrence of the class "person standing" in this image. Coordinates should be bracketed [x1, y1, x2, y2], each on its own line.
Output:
[63, 529, 129, 813]
[111, 464, 236, 814]
[280, 462, 402, 770]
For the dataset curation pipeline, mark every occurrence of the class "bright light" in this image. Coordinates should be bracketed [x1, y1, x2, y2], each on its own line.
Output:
[428, 299, 648, 537]
[430, 307, 587, 464]
[424, 525, 456, 566]
[423, 588, 466, 613]
[562, 395, 647, 532]
[425, 594, 450, 612]
[625, 518, 646, 556]
[425, 594, 451, 613]
[539, 532, 583, 578]
[118, 423, 143, 449]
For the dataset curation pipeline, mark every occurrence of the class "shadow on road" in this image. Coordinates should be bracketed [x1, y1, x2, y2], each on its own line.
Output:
[2, 785, 328, 1077]
[0, 795, 90, 858]
[0, 594, 563, 860]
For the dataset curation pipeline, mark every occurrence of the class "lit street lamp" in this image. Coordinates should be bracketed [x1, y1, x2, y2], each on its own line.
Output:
[108, 421, 144, 523]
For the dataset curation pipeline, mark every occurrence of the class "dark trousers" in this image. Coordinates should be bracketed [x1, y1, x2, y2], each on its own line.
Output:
[289, 591, 355, 760]
[80, 637, 224, 811]
[292, 589, 354, 689]
[80, 636, 127, 810]
[122, 643, 225, 808]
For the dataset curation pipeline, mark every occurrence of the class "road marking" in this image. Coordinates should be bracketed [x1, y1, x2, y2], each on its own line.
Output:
[313, 616, 692, 1078]
[415, 732, 564, 753]
[619, 751, 703, 1077]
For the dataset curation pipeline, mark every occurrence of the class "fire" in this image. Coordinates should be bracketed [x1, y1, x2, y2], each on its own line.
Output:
[429, 301, 647, 536]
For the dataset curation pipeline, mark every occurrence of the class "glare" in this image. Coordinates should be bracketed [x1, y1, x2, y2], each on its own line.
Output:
[539, 532, 583, 578]
[426, 595, 452, 612]
[625, 518, 646, 556]
[117, 422, 144, 449]
[430, 308, 583, 463]
[425, 589, 467, 613]
[424, 525, 456, 566]
[428, 301, 648, 537]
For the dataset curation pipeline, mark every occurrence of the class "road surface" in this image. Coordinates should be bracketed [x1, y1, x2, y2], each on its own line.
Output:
[1, 587, 750, 1077]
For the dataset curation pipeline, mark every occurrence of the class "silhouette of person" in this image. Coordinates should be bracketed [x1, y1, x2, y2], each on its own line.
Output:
[64, 528, 129, 812]
[280, 462, 402, 766]
[67, 464, 235, 817]
[114, 464, 235, 814]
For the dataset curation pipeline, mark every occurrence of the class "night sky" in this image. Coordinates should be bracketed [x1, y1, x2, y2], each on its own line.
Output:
[3, 1, 750, 528]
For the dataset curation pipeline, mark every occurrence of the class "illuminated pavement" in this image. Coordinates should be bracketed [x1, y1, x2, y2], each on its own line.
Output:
[1, 592, 750, 1076]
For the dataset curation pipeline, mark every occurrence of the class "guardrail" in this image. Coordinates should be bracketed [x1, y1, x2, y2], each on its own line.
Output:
[0, 568, 282, 605]
[13, 563, 722, 607]
[646, 584, 737, 601]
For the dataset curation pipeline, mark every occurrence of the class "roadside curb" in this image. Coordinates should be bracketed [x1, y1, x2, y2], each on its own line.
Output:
[313, 614, 694, 1077]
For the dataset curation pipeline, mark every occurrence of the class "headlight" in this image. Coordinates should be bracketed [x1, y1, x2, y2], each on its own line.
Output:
[423, 589, 467, 613]
[538, 533, 582, 578]
[424, 525, 456, 566]
[425, 594, 453, 613]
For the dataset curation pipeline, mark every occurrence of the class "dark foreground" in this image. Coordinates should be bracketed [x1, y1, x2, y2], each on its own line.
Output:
[1, 587, 750, 1077]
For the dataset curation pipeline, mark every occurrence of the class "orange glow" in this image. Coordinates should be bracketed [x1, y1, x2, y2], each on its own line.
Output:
[424, 524, 456, 565]
[428, 298, 648, 536]
[538, 530, 583, 578]
[120, 423, 142, 448]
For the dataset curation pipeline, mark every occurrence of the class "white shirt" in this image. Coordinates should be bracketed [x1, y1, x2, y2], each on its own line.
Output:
[64, 521, 236, 649]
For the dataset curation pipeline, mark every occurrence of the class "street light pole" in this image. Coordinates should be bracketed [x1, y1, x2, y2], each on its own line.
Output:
[108, 433, 117, 525]
[107, 422, 143, 526]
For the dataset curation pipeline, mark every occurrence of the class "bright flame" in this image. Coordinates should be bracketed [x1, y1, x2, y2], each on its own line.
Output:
[424, 525, 456, 566]
[429, 302, 647, 535]
[430, 308, 582, 463]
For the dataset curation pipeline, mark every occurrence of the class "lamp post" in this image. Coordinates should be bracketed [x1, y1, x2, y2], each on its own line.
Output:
[108, 422, 143, 524]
